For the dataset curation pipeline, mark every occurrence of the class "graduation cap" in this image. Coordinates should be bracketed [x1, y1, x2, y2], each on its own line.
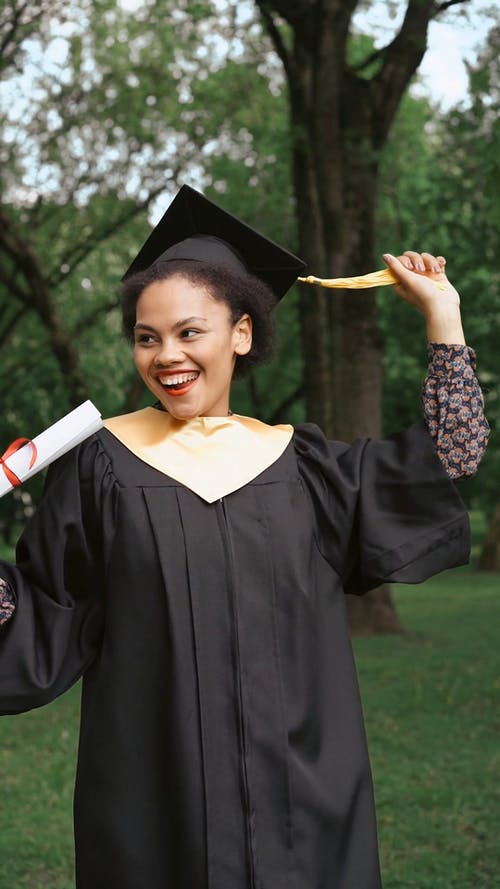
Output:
[122, 184, 307, 302]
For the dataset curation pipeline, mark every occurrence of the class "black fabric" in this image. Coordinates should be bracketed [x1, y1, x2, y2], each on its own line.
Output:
[122, 184, 306, 300]
[0, 421, 469, 889]
[155, 234, 249, 275]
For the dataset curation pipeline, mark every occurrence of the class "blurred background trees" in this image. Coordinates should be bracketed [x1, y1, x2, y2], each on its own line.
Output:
[1, 1, 498, 616]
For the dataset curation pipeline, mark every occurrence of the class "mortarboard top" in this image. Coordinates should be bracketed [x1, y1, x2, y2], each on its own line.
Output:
[122, 184, 306, 302]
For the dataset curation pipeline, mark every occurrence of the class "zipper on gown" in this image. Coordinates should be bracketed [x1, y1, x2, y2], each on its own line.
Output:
[217, 497, 257, 889]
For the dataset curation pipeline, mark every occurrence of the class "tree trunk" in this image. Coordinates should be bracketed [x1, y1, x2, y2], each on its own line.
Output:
[346, 587, 405, 637]
[293, 80, 406, 633]
[256, 0, 461, 633]
[477, 504, 500, 571]
[288, 23, 401, 634]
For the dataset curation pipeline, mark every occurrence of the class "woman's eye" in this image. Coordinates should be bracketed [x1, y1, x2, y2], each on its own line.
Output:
[135, 333, 156, 345]
[181, 329, 199, 338]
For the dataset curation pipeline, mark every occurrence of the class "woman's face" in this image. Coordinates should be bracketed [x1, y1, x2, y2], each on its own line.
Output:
[133, 275, 252, 420]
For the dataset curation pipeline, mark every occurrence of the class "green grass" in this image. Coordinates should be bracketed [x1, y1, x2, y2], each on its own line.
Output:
[356, 567, 500, 888]
[0, 689, 78, 889]
[0, 563, 499, 888]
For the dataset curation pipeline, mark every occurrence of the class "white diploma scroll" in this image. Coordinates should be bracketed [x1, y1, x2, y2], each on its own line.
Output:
[0, 401, 103, 497]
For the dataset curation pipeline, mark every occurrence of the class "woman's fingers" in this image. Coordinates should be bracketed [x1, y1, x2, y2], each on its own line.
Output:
[421, 252, 443, 274]
[397, 254, 414, 271]
[398, 251, 446, 275]
[384, 253, 414, 280]
[401, 250, 426, 272]
[382, 250, 460, 319]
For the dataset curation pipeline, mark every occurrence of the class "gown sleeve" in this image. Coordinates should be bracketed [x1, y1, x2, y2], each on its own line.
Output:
[0, 434, 114, 715]
[295, 420, 471, 598]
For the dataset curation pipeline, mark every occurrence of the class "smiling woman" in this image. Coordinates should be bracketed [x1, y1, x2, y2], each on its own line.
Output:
[131, 275, 251, 419]
[122, 256, 278, 378]
[0, 185, 489, 889]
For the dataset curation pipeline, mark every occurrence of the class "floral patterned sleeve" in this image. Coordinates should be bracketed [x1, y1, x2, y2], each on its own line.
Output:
[0, 576, 15, 626]
[423, 343, 490, 479]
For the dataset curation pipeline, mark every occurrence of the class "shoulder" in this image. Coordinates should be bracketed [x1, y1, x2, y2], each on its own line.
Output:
[292, 420, 436, 462]
[45, 430, 114, 492]
[290, 424, 372, 506]
[291, 421, 441, 492]
[292, 422, 367, 466]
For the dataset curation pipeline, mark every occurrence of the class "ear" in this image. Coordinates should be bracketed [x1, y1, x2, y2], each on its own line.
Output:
[233, 313, 252, 356]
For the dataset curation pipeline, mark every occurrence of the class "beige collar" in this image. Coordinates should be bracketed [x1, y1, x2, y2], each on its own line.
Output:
[103, 408, 293, 502]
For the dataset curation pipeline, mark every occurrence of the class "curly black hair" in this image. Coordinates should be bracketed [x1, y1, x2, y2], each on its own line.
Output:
[121, 260, 277, 379]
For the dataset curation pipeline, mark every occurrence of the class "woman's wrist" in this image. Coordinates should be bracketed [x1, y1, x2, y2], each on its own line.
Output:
[425, 306, 465, 345]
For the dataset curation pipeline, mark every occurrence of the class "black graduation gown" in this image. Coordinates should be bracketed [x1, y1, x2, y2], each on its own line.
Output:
[0, 420, 469, 889]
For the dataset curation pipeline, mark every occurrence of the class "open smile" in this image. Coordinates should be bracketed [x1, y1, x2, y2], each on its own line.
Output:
[157, 371, 200, 397]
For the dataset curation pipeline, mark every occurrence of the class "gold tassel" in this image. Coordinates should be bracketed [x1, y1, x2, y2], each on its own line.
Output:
[298, 268, 446, 290]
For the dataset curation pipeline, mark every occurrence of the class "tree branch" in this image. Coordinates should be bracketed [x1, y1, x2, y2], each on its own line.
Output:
[254, 2, 292, 79]
[351, 0, 469, 78]
[435, 0, 468, 12]
[0, 0, 30, 58]
[71, 297, 119, 333]
[368, 0, 451, 145]
[0, 261, 30, 303]
[0, 207, 88, 404]
[0, 305, 28, 351]
[47, 184, 165, 288]
[0, 0, 54, 76]
[351, 46, 385, 73]
[254, 0, 311, 26]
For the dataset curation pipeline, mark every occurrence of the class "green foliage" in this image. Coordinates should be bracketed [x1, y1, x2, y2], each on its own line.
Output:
[0, 0, 304, 518]
[1, 2, 498, 526]
[377, 29, 500, 513]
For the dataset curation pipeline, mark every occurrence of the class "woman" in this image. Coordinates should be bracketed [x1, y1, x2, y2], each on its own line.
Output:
[0, 186, 489, 889]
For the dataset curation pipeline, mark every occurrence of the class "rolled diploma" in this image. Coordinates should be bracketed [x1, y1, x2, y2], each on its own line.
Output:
[0, 400, 103, 498]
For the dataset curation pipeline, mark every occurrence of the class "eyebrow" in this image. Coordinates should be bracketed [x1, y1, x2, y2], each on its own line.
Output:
[133, 316, 208, 332]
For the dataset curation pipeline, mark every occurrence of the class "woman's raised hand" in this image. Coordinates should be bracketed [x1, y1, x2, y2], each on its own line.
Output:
[382, 250, 466, 345]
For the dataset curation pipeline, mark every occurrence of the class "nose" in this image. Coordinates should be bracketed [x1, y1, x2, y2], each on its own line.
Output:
[152, 337, 186, 367]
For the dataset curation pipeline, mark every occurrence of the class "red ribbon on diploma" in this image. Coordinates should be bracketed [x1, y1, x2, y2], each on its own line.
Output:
[0, 438, 38, 488]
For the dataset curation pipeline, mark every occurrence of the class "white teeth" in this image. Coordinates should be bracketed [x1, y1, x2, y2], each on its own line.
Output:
[159, 372, 198, 386]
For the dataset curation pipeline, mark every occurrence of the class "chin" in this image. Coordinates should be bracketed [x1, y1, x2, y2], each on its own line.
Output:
[164, 403, 202, 420]
[151, 393, 195, 418]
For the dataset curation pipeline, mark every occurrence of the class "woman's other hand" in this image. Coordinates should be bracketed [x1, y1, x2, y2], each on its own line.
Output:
[382, 251, 466, 345]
